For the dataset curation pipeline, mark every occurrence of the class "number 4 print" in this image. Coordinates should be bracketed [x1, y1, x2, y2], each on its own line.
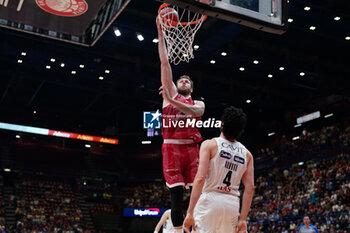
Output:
[223, 170, 232, 186]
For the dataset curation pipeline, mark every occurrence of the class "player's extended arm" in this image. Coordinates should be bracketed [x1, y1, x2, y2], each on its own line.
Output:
[167, 98, 205, 117]
[154, 210, 170, 233]
[183, 139, 215, 233]
[235, 151, 255, 233]
[159, 85, 205, 117]
[156, 18, 177, 98]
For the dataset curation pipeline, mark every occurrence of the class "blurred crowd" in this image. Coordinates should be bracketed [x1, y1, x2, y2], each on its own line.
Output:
[248, 154, 350, 232]
[11, 177, 86, 233]
[0, 176, 5, 232]
[255, 123, 350, 169]
[121, 182, 173, 208]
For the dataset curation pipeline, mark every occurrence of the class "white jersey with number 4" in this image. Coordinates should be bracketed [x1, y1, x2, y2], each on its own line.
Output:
[202, 137, 248, 196]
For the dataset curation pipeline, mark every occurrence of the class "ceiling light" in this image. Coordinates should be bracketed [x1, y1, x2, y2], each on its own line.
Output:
[4, 168, 11, 172]
[210, 60, 216, 64]
[46, 65, 51, 69]
[194, 45, 199, 50]
[268, 74, 273, 78]
[21, 52, 26, 56]
[60, 63, 65, 67]
[324, 113, 333, 118]
[99, 76, 104, 80]
[79, 64, 84, 68]
[152, 38, 159, 43]
[279, 67, 285, 71]
[334, 16, 340, 21]
[309, 26, 316, 31]
[85, 144, 91, 148]
[299, 72, 305, 76]
[105, 70, 110, 74]
[142, 141, 151, 144]
[246, 99, 251, 104]
[50, 58, 55, 62]
[239, 67, 245, 71]
[113, 27, 121, 37]
[304, 6, 311, 11]
[17, 59, 23, 63]
[294, 124, 302, 128]
[288, 18, 293, 23]
[33, 110, 37, 114]
[292, 136, 300, 141]
[298, 162, 304, 166]
[71, 71, 76, 74]
[345, 36, 350, 41]
[16, 135, 20, 139]
[221, 52, 227, 56]
[136, 32, 144, 41]
[253, 60, 259, 64]
[268, 132, 275, 136]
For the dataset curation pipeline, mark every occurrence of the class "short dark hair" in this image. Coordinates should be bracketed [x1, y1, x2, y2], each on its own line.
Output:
[176, 75, 193, 88]
[221, 106, 247, 140]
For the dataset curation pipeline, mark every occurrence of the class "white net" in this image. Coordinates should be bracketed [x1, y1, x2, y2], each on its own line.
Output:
[158, 5, 206, 65]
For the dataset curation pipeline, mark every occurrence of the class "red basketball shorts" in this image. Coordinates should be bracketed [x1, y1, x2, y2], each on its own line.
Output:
[162, 142, 199, 188]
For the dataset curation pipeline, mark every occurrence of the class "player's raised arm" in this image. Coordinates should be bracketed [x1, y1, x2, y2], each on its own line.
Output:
[156, 17, 177, 99]
[236, 151, 255, 233]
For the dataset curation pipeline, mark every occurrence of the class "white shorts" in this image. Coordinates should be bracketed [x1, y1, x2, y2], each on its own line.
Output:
[193, 192, 240, 233]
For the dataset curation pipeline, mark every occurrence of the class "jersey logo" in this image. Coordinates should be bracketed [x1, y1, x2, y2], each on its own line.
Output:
[219, 150, 232, 159]
[234, 155, 245, 164]
[36, 0, 88, 17]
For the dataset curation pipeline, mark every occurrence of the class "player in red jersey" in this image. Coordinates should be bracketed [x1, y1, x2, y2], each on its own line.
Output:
[157, 17, 205, 233]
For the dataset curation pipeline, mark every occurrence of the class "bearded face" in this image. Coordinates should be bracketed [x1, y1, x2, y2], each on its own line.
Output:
[177, 87, 191, 96]
[176, 78, 193, 96]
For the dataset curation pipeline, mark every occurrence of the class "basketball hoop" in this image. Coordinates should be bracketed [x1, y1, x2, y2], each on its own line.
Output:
[158, 3, 207, 65]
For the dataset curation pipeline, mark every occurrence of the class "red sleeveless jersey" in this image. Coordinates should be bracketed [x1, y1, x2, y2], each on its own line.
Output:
[162, 94, 202, 142]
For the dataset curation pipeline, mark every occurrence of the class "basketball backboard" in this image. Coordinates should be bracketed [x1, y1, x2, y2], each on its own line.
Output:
[0, 0, 130, 46]
[157, 0, 288, 34]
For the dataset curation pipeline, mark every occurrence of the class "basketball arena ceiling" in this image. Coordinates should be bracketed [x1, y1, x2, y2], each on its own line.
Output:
[0, 0, 349, 143]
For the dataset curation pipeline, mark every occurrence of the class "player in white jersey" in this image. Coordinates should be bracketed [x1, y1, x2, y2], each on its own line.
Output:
[183, 106, 255, 233]
[154, 209, 174, 233]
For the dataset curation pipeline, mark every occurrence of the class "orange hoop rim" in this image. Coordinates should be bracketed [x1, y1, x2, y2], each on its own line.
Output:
[158, 3, 207, 27]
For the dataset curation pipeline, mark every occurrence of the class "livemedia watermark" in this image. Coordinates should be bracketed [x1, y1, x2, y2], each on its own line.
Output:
[143, 110, 221, 129]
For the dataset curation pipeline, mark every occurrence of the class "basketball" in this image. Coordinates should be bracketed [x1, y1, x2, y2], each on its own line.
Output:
[159, 7, 179, 28]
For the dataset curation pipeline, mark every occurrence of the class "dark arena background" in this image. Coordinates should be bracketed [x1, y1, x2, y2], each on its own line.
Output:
[0, 0, 350, 232]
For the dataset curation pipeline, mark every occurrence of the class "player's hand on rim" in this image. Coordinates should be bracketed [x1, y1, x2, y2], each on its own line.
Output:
[183, 213, 196, 233]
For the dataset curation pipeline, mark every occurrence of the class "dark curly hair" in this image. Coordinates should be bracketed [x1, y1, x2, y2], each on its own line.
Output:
[221, 106, 247, 140]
